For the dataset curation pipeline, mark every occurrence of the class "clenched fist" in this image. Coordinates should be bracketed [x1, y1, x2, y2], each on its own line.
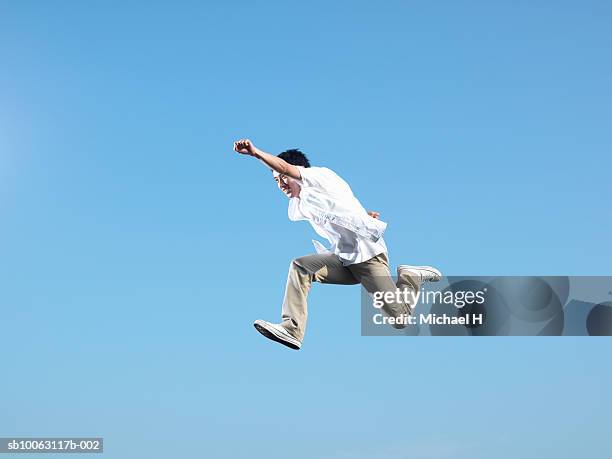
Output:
[233, 139, 257, 156]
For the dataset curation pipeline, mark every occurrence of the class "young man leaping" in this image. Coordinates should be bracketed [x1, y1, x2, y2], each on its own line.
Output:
[233, 139, 441, 350]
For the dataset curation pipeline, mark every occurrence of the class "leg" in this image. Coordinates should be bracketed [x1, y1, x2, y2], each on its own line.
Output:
[349, 252, 420, 329]
[281, 253, 358, 340]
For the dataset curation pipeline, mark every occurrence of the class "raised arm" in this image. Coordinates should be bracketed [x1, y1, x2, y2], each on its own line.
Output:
[233, 139, 301, 180]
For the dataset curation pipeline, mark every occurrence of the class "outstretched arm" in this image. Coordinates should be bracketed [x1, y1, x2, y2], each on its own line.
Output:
[233, 139, 301, 180]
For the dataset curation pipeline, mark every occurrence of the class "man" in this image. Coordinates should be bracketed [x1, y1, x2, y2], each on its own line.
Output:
[233, 139, 441, 350]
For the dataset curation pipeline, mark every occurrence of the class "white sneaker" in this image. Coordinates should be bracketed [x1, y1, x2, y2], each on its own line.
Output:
[253, 319, 302, 350]
[397, 265, 442, 284]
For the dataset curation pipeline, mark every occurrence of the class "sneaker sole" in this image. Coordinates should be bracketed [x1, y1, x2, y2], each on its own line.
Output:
[397, 265, 442, 281]
[254, 322, 301, 350]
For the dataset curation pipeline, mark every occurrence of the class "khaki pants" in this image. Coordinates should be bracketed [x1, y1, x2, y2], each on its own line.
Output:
[281, 252, 420, 340]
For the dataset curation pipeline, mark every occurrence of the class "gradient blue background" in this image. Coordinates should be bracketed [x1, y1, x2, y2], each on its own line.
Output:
[1, 1, 611, 458]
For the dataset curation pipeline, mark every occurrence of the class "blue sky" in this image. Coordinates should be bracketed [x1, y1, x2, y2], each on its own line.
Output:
[1, 1, 611, 458]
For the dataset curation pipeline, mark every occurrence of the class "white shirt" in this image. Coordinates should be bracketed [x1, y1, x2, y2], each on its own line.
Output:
[287, 166, 388, 265]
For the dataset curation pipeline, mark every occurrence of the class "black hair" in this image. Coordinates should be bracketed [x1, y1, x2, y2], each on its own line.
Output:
[277, 148, 311, 168]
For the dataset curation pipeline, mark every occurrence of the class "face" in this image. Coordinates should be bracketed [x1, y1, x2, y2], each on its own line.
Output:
[273, 171, 301, 198]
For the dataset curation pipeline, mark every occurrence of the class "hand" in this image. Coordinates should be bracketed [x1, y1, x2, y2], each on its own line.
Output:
[367, 210, 380, 219]
[233, 138, 257, 156]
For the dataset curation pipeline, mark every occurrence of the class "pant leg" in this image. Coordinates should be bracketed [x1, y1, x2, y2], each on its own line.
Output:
[281, 253, 358, 340]
[348, 252, 419, 329]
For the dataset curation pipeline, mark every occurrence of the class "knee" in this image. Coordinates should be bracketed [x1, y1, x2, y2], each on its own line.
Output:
[291, 257, 303, 269]
[291, 257, 303, 267]
[290, 258, 310, 275]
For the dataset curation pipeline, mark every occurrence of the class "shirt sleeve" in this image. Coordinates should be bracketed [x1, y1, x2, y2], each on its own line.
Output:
[298, 166, 345, 193]
[298, 166, 324, 189]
